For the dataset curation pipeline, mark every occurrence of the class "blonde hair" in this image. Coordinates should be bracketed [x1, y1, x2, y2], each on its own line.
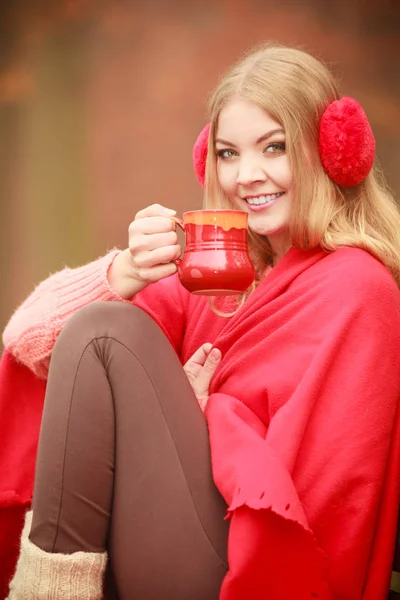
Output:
[204, 43, 400, 292]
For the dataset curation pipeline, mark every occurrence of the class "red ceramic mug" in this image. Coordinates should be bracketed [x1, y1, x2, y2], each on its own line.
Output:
[170, 209, 255, 296]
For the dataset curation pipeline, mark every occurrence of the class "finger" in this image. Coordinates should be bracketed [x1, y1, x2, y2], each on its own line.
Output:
[132, 231, 178, 253]
[136, 262, 177, 284]
[135, 204, 176, 220]
[134, 244, 181, 269]
[185, 343, 213, 369]
[202, 348, 222, 375]
[130, 216, 176, 235]
[195, 348, 222, 394]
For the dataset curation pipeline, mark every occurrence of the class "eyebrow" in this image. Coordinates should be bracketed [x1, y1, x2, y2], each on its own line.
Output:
[215, 128, 285, 147]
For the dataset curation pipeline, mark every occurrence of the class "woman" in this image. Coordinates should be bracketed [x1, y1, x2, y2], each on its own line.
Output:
[5, 44, 400, 599]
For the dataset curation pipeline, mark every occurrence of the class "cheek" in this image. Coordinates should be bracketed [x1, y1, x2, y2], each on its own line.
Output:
[217, 163, 237, 194]
[280, 159, 294, 189]
[285, 167, 294, 189]
[268, 155, 293, 190]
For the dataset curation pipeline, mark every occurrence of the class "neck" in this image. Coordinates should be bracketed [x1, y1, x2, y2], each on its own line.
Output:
[268, 234, 291, 267]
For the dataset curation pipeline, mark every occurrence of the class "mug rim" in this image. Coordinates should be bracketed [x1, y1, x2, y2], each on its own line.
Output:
[183, 209, 247, 216]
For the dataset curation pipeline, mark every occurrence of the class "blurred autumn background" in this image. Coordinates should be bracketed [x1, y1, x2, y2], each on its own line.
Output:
[0, 0, 399, 340]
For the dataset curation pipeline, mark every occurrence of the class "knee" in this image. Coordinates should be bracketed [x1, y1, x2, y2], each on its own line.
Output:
[56, 301, 163, 350]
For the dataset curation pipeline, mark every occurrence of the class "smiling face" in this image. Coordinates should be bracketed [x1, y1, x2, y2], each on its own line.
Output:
[215, 98, 294, 259]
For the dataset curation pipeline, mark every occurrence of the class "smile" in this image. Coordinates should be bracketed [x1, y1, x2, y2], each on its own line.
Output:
[244, 192, 284, 207]
[245, 192, 284, 205]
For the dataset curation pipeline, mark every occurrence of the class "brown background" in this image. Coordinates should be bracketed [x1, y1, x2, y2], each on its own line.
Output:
[1, 0, 399, 340]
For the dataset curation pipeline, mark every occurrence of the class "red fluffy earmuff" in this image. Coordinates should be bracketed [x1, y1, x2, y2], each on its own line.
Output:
[318, 97, 376, 187]
[192, 123, 210, 187]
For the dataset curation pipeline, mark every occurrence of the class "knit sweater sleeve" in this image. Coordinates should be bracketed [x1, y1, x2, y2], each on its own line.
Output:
[2, 250, 129, 380]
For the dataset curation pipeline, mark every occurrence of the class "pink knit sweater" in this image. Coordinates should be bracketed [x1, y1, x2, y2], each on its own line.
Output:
[2, 250, 127, 379]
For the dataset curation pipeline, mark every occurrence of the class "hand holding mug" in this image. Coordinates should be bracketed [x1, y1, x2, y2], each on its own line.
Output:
[108, 204, 181, 298]
[108, 206, 255, 299]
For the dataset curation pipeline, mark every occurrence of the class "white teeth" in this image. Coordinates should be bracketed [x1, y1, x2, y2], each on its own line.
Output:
[246, 193, 282, 205]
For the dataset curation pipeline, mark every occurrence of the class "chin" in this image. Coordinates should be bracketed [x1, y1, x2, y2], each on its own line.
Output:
[247, 218, 276, 236]
[248, 221, 289, 238]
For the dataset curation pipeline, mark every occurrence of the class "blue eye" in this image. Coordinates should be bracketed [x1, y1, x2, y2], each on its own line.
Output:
[216, 148, 237, 159]
[265, 142, 286, 154]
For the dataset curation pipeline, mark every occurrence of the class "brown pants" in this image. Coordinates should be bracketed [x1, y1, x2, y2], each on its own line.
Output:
[29, 302, 228, 599]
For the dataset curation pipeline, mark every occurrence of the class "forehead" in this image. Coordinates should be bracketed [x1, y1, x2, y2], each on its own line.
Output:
[216, 98, 282, 142]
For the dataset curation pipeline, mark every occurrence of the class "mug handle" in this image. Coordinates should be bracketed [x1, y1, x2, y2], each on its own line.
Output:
[169, 216, 185, 265]
[169, 215, 185, 231]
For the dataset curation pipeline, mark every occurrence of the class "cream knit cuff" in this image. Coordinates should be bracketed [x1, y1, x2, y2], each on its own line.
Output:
[8, 512, 107, 600]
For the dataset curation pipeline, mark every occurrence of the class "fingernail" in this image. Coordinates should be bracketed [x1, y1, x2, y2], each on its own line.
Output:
[164, 208, 177, 215]
[210, 349, 221, 362]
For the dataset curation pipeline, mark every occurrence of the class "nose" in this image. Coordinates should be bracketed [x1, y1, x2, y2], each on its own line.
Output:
[236, 156, 267, 186]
